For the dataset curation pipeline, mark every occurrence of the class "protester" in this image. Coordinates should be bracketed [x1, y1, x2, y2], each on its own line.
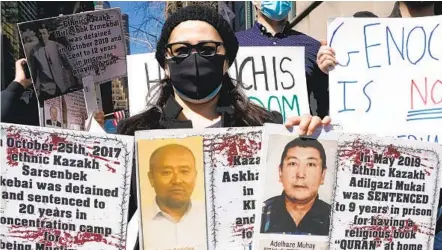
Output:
[1, 59, 39, 126]
[235, 1, 329, 119]
[116, 5, 330, 250]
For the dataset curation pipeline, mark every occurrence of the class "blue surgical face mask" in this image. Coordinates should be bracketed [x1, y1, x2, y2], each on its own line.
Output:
[260, 1, 292, 21]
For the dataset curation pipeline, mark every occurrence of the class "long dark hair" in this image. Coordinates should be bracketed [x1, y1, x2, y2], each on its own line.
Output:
[118, 74, 274, 135]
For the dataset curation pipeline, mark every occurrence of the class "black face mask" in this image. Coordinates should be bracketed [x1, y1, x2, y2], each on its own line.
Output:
[166, 53, 226, 102]
[403, 1, 435, 9]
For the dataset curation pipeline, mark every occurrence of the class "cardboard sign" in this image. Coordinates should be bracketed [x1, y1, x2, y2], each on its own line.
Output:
[253, 124, 442, 250]
[18, 8, 127, 103]
[0, 123, 134, 249]
[328, 16, 442, 135]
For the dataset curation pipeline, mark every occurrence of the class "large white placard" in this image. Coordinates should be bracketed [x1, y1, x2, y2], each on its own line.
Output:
[328, 16, 442, 134]
[0, 123, 134, 249]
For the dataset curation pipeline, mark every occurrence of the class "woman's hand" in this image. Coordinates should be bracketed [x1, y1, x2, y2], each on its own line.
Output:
[284, 114, 332, 136]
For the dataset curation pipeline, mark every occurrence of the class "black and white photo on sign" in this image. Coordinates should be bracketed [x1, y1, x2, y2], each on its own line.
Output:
[260, 134, 336, 237]
[19, 21, 82, 102]
[18, 8, 127, 103]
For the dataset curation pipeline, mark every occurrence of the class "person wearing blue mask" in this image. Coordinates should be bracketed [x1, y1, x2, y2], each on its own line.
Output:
[236, 1, 330, 120]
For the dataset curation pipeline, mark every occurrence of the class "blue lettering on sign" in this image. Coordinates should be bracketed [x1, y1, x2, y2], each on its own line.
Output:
[249, 95, 300, 122]
[329, 20, 441, 68]
[338, 80, 374, 113]
[397, 134, 439, 143]
[329, 22, 360, 67]
[363, 22, 382, 69]
[406, 26, 426, 65]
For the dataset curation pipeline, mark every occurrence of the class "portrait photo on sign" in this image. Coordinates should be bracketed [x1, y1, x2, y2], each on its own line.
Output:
[137, 136, 208, 250]
[18, 19, 82, 103]
[43, 96, 63, 128]
[259, 134, 337, 237]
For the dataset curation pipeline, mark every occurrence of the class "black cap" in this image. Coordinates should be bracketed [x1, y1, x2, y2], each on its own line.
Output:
[155, 4, 239, 69]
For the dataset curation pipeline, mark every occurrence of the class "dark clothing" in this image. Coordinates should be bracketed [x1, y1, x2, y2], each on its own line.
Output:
[389, 2, 402, 17]
[117, 96, 283, 250]
[260, 192, 331, 236]
[46, 119, 62, 127]
[235, 22, 329, 119]
[1, 81, 39, 126]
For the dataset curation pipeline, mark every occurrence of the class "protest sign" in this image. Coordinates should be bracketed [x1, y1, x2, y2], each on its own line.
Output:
[0, 123, 134, 249]
[254, 124, 442, 250]
[127, 47, 310, 121]
[253, 124, 337, 250]
[327, 16, 442, 134]
[135, 127, 264, 250]
[18, 8, 127, 103]
[43, 90, 89, 131]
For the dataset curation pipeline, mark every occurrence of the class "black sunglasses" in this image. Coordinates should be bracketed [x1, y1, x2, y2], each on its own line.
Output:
[165, 41, 224, 59]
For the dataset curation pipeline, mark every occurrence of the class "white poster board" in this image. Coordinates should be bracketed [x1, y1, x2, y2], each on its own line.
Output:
[17, 8, 127, 103]
[328, 16, 442, 134]
[254, 124, 442, 250]
[0, 123, 134, 249]
[127, 47, 310, 121]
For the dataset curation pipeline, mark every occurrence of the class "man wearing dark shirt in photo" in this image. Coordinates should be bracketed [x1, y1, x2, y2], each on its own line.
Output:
[236, 1, 329, 119]
[261, 137, 331, 236]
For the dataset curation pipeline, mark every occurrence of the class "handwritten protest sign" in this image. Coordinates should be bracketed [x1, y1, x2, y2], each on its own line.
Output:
[0, 123, 134, 249]
[127, 47, 310, 121]
[327, 16, 442, 133]
[18, 8, 127, 102]
[254, 124, 442, 250]
[135, 127, 264, 250]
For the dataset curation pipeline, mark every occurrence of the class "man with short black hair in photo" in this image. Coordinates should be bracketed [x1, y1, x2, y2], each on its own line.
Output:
[261, 137, 331, 236]
[143, 144, 206, 249]
[46, 106, 62, 128]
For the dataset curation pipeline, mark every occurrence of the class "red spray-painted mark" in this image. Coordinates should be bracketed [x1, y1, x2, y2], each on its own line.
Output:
[87, 153, 120, 165]
[49, 133, 69, 149]
[231, 223, 254, 237]
[338, 139, 374, 168]
[210, 135, 261, 166]
[384, 145, 401, 159]
[106, 164, 116, 173]
[8, 225, 125, 249]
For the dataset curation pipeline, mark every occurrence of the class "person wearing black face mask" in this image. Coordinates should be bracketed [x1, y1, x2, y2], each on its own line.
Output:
[116, 5, 331, 250]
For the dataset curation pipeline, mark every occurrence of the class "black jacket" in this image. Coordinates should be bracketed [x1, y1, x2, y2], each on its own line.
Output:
[117, 96, 283, 250]
[1, 81, 39, 126]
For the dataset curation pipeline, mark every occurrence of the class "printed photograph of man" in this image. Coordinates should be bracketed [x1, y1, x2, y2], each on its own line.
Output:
[23, 22, 81, 102]
[260, 137, 331, 236]
[139, 138, 207, 250]
[46, 106, 62, 128]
